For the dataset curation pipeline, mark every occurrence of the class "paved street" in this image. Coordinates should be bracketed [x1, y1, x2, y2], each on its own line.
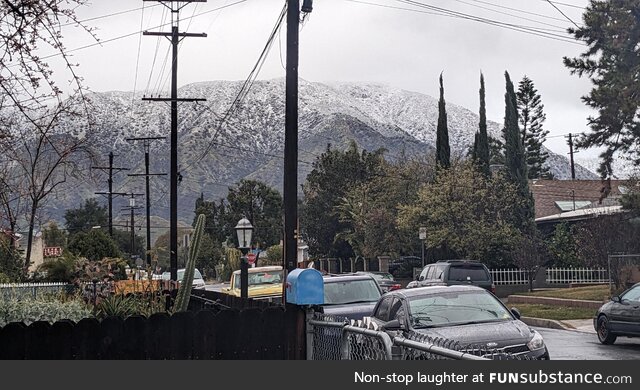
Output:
[205, 282, 227, 292]
[535, 327, 640, 360]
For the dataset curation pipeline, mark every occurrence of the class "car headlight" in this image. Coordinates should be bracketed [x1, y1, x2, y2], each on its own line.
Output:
[527, 330, 545, 351]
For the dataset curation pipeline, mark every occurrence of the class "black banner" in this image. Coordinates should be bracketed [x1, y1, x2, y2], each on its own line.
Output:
[1, 360, 637, 390]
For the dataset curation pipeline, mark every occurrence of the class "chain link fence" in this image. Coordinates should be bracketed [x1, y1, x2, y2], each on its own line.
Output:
[308, 312, 531, 361]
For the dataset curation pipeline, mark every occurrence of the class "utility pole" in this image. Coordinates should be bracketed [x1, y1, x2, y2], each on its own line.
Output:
[142, 0, 206, 284]
[93, 152, 129, 236]
[121, 193, 144, 259]
[126, 137, 166, 266]
[284, 0, 313, 275]
[567, 133, 576, 180]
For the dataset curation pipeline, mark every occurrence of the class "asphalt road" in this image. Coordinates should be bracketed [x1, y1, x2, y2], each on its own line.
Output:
[535, 327, 640, 360]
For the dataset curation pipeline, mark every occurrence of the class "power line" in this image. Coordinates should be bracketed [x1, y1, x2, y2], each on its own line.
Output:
[450, 0, 571, 31]
[180, 3, 287, 174]
[545, 0, 580, 28]
[13, 0, 249, 67]
[542, 0, 585, 10]
[384, 0, 582, 44]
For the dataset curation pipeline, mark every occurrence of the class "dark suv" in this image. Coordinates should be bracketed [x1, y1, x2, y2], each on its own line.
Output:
[388, 256, 423, 279]
[407, 260, 495, 293]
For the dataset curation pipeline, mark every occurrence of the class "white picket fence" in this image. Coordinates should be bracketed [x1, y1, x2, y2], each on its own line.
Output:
[0, 282, 70, 299]
[490, 269, 532, 285]
[490, 267, 610, 286]
[545, 267, 609, 284]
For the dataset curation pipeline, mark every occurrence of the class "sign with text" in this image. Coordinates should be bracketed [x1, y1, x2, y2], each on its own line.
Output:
[44, 246, 63, 257]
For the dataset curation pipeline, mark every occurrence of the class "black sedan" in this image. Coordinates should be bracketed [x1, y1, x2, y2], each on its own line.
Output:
[369, 285, 549, 359]
[594, 282, 640, 345]
[355, 271, 402, 293]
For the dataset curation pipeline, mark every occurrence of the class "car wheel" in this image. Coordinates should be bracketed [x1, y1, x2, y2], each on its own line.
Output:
[597, 315, 617, 345]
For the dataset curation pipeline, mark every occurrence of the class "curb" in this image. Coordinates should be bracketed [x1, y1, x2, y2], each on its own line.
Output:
[521, 316, 573, 331]
[521, 316, 596, 334]
[508, 295, 603, 310]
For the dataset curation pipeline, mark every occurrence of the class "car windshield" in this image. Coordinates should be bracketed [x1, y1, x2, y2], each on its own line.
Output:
[621, 285, 640, 302]
[447, 266, 490, 281]
[234, 270, 283, 289]
[323, 279, 381, 305]
[408, 290, 512, 328]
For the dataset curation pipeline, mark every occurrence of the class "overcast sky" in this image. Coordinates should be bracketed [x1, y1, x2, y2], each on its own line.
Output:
[49, 0, 595, 158]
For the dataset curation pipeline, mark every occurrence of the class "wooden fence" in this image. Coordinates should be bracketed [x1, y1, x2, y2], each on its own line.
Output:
[0, 292, 305, 360]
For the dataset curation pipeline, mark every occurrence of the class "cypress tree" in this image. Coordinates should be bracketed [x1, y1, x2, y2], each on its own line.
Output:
[436, 73, 451, 169]
[517, 75, 550, 179]
[503, 71, 534, 232]
[477, 73, 491, 176]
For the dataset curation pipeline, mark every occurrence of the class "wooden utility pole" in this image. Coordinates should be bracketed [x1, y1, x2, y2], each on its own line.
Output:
[126, 137, 166, 266]
[121, 193, 144, 259]
[142, 0, 206, 283]
[284, 0, 301, 275]
[567, 133, 576, 180]
[93, 152, 129, 236]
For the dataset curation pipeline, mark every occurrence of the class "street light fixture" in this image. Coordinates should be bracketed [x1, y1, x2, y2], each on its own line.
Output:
[235, 217, 254, 299]
[419, 227, 427, 268]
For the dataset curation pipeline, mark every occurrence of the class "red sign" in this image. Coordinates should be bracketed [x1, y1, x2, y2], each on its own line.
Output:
[247, 253, 257, 264]
[44, 247, 62, 257]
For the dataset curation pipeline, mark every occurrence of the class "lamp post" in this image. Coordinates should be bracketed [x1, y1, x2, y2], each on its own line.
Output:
[419, 227, 427, 268]
[235, 217, 254, 299]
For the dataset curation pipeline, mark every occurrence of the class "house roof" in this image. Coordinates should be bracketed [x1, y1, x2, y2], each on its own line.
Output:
[530, 179, 627, 219]
[535, 205, 624, 224]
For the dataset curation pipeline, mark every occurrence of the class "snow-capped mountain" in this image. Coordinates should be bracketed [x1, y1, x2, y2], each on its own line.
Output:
[45, 79, 596, 223]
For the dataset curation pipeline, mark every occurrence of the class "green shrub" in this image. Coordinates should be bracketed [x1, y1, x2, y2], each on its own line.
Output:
[0, 295, 92, 327]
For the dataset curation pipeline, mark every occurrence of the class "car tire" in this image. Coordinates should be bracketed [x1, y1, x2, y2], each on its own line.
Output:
[597, 315, 617, 345]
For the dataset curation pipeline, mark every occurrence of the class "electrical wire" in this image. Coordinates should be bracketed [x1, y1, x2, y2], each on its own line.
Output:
[392, 0, 579, 43]
[179, 2, 287, 175]
[545, 0, 581, 28]
[131, 3, 147, 112]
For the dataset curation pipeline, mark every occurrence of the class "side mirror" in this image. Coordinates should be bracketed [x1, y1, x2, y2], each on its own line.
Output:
[612, 296, 621, 303]
[382, 319, 403, 330]
[510, 307, 521, 320]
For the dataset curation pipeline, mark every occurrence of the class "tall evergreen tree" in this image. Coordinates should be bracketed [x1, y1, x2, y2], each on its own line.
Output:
[503, 71, 535, 232]
[436, 73, 451, 169]
[564, 0, 640, 177]
[517, 75, 550, 179]
[476, 73, 491, 176]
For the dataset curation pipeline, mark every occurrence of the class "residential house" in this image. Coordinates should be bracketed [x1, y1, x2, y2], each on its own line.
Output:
[530, 179, 628, 227]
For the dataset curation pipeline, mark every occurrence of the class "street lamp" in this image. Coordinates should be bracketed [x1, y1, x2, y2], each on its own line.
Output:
[235, 217, 254, 299]
[419, 227, 427, 268]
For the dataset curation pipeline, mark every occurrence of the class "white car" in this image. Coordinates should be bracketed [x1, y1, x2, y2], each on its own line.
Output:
[161, 268, 206, 289]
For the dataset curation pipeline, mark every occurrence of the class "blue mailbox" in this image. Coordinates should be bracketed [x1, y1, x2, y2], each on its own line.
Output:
[286, 268, 324, 305]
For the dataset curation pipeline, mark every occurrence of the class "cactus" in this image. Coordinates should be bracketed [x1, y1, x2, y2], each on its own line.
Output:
[174, 214, 206, 312]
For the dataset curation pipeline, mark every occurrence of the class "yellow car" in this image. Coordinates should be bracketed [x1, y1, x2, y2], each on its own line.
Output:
[222, 266, 283, 303]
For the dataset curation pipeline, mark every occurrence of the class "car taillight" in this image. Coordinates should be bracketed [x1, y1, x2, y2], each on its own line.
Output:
[389, 284, 402, 291]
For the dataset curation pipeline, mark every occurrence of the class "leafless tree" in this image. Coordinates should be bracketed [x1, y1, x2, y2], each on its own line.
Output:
[1, 0, 96, 116]
[1, 98, 92, 270]
[511, 233, 547, 292]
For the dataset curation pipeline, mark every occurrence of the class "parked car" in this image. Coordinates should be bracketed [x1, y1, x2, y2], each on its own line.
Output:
[221, 266, 283, 303]
[161, 268, 206, 290]
[369, 285, 549, 359]
[355, 271, 402, 293]
[388, 256, 423, 279]
[594, 282, 640, 345]
[407, 259, 495, 293]
[317, 273, 383, 320]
